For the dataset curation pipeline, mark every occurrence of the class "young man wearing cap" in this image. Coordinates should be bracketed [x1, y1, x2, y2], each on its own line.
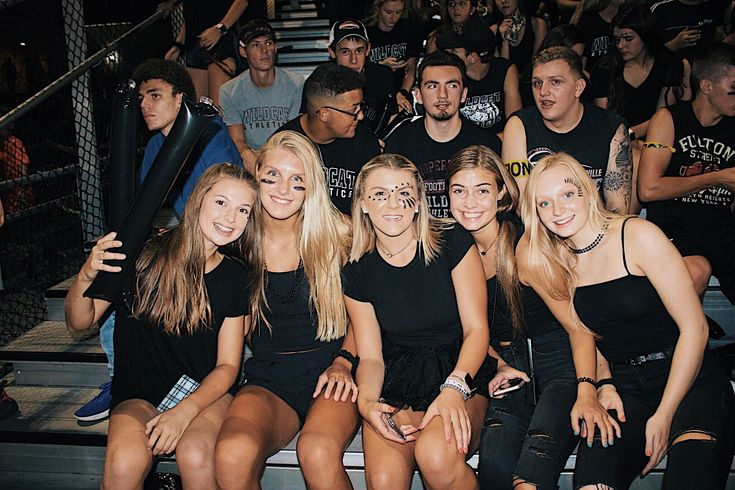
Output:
[384, 51, 502, 218]
[219, 19, 305, 173]
[278, 63, 381, 215]
[438, 21, 522, 135]
[502, 46, 633, 214]
[328, 19, 395, 135]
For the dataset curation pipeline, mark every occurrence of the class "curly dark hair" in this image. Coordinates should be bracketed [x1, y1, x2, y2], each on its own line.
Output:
[132, 58, 196, 100]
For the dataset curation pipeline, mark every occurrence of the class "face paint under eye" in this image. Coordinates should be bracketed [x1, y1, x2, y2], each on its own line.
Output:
[398, 195, 417, 209]
[564, 177, 584, 197]
[368, 191, 388, 202]
[292, 185, 305, 191]
[260, 178, 276, 185]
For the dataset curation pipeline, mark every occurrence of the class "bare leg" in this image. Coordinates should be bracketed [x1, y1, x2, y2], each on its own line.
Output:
[297, 394, 360, 490]
[683, 255, 712, 298]
[362, 408, 423, 490]
[101, 399, 158, 490]
[207, 58, 236, 111]
[215, 385, 300, 490]
[187, 67, 208, 102]
[415, 395, 487, 490]
[176, 394, 232, 490]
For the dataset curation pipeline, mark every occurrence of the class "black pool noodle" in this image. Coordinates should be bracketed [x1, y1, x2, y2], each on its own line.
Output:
[84, 97, 217, 304]
[109, 80, 138, 231]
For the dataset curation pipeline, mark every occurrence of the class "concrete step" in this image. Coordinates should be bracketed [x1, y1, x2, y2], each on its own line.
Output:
[276, 27, 329, 39]
[278, 10, 319, 19]
[270, 18, 329, 30]
[278, 38, 329, 50]
[277, 49, 330, 64]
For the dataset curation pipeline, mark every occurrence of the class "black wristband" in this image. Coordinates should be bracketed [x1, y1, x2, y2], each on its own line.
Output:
[398, 88, 411, 98]
[172, 41, 185, 51]
[595, 378, 616, 390]
[577, 376, 596, 387]
[333, 349, 359, 378]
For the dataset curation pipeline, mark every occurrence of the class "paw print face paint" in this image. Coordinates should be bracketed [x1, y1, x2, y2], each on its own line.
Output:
[362, 169, 420, 239]
[564, 177, 584, 197]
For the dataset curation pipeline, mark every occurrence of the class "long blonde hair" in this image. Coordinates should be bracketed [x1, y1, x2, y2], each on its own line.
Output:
[133, 163, 256, 335]
[350, 153, 451, 264]
[446, 145, 524, 333]
[244, 131, 350, 342]
[519, 153, 622, 313]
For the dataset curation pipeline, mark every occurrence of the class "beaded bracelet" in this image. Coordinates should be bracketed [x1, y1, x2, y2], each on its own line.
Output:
[577, 376, 596, 387]
[642, 141, 676, 153]
[440, 378, 472, 401]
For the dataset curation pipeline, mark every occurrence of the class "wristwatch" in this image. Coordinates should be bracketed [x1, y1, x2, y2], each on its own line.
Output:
[216, 23, 228, 35]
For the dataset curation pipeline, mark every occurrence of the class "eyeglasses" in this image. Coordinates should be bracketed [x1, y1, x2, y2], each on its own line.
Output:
[448, 0, 470, 8]
[319, 101, 365, 120]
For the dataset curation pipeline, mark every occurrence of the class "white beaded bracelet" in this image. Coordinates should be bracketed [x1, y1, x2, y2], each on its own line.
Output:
[440, 378, 472, 401]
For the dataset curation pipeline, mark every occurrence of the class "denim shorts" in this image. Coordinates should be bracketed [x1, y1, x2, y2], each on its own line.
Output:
[479, 328, 578, 489]
[574, 350, 735, 489]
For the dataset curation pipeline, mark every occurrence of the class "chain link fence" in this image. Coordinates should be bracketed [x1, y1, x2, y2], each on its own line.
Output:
[0, 0, 175, 346]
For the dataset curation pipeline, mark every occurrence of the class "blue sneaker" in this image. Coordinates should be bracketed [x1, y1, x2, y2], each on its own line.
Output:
[74, 381, 112, 422]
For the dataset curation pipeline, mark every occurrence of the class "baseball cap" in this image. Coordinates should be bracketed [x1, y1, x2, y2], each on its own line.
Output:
[329, 19, 370, 48]
[437, 20, 495, 58]
[239, 19, 276, 47]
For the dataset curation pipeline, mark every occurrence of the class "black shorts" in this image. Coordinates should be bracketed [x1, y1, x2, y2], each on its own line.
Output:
[185, 30, 237, 70]
[661, 219, 735, 303]
[238, 349, 336, 425]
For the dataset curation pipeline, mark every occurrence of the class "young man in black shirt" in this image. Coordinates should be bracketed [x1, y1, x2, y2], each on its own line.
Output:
[385, 51, 502, 218]
[278, 63, 381, 215]
[638, 43, 735, 300]
[503, 46, 633, 214]
[328, 19, 396, 135]
[437, 20, 522, 135]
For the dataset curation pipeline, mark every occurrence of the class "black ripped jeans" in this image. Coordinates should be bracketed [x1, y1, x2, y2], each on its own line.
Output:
[574, 349, 735, 490]
[479, 328, 579, 490]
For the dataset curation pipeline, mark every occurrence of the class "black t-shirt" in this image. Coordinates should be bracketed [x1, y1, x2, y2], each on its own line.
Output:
[384, 117, 502, 218]
[343, 225, 475, 346]
[591, 58, 674, 127]
[461, 58, 512, 134]
[650, 0, 728, 60]
[578, 11, 612, 71]
[646, 101, 735, 229]
[514, 103, 624, 195]
[277, 116, 381, 215]
[362, 61, 398, 134]
[367, 20, 421, 91]
[111, 256, 250, 408]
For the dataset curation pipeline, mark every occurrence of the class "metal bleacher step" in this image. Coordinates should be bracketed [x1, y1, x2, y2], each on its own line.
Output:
[281, 1, 317, 12]
[0, 320, 107, 387]
[277, 49, 330, 64]
[278, 10, 318, 20]
[278, 37, 329, 50]
[45, 276, 74, 322]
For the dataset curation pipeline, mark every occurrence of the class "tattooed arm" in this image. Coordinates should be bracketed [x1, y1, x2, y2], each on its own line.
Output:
[604, 123, 634, 214]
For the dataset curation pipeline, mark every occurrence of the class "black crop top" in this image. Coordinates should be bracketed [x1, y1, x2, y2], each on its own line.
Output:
[573, 219, 680, 363]
[250, 264, 342, 363]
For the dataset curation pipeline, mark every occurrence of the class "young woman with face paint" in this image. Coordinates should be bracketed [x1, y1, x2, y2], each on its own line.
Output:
[447, 145, 580, 489]
[518, 152, 734, 490]
[214, 131, 361, 490]
[343, 153, 495, 489]
[65, 164, 256, 488]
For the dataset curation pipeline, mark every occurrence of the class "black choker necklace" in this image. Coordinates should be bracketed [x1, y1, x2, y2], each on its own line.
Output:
[569, 219, 610, 254]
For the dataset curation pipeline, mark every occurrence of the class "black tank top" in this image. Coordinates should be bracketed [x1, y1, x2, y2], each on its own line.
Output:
[646, 102, 735, 229]
[508, 16, 535, 75]
[516, 103, 624, 200]
[487, 218, 562, 342]
[573, 219, 680, 363]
